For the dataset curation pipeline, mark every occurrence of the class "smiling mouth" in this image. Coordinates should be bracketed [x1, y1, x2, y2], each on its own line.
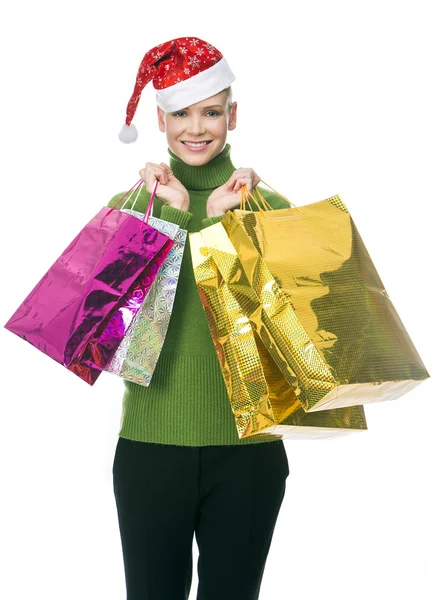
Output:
[181, 141, 213, 147]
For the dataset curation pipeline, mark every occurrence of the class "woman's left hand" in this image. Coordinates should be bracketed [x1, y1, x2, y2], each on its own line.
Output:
[206, 168, 261, 218]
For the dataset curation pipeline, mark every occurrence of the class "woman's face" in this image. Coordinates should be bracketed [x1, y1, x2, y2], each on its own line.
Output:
[157, 90, 237, 166]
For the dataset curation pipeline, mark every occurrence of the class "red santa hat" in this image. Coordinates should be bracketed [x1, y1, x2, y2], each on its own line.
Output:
[119, 36, 235, 143]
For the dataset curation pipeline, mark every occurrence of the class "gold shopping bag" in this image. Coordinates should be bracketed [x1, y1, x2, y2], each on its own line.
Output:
[190, 227, 367, 439]
[218, 183, 429, 413]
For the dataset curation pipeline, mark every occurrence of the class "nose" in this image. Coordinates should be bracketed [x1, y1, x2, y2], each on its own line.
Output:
[185, 115, 206, 136]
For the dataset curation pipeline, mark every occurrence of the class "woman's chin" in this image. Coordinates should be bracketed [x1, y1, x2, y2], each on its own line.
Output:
[180, 151, 212, 166]
[185, 155, 211, 166]
[169, 140, 224, 166]
[184, 144, 223, 165]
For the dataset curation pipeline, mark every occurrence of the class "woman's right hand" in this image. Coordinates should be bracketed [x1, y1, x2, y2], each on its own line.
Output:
[139, 162, 190, 211]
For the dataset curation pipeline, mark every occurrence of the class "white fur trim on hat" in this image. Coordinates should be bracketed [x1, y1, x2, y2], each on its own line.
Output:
[155, 57, 235, 112]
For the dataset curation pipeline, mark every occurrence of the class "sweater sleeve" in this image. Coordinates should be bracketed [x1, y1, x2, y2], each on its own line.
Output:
[201, 214, 225, 229]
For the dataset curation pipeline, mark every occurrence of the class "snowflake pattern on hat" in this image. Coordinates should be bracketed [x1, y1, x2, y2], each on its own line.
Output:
[153, 38, 220, 88]
[125, 38, 222, 128]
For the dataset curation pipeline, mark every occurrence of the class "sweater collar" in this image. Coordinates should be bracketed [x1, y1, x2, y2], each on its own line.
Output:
[167, 143, 236, 191]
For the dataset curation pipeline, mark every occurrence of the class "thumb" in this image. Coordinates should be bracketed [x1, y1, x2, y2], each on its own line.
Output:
[224, 178, 235, 191]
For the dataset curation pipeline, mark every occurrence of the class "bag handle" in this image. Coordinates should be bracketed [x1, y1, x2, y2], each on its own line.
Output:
[105, 178, 159, 224]
[239, 185, 272, 212]
[120, 180, 144, 211]
[240, 185, 271, 211]
[239, 180, 303, 215]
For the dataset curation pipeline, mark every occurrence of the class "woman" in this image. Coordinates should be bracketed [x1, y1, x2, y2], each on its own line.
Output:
[110, 36, 290, 600]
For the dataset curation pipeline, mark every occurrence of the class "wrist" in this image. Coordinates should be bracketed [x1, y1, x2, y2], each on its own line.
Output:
[168, 196, 190, 212]
[206, 201, 225, 218]
[170, 202, 190, 212]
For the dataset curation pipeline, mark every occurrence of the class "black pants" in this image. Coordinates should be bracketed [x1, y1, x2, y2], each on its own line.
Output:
[112, 436, 289, 600]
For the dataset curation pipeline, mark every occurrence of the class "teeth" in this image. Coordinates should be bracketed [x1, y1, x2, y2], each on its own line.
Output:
[183, 141, 210, 147]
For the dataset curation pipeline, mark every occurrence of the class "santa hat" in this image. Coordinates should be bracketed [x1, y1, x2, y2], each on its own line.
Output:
[119, 36, 235, 143]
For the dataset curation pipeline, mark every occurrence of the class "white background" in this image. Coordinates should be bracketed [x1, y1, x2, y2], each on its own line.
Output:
[0, 1, 437, 599]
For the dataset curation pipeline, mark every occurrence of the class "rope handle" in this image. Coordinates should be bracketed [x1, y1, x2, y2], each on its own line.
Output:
[239, 179, 303, 215]
[240, 185, 271, 211]
[104, 178, 159, 224]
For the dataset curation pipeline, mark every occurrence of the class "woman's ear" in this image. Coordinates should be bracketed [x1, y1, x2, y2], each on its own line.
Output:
[157, 106, 166, 132]
[228, 101, 237, 131]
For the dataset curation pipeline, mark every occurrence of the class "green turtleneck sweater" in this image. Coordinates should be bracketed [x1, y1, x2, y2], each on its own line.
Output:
[107, 144, 290, 446]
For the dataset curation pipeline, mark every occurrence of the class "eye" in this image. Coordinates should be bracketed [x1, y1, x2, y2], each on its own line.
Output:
[206, 110, 220, 117]
[172, 111, 187, 117]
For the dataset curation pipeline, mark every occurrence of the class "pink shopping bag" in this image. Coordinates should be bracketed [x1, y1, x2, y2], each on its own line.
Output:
[4, 179, 173, 384]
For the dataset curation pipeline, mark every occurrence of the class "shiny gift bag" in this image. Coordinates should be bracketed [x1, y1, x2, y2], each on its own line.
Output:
[190, 228, 367, 439]
[105, 206, 187, 386]
[4, 180, 173, 385]
[219, 183, 429, 412]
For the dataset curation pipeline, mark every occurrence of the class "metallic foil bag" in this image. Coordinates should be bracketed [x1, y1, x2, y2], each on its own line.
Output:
[68, 236, 172, 384]
[105, 211, 187, 386]
[4, 207, 173, 385]
[190, 229, 367, 439]
[219, 193, 429, 412]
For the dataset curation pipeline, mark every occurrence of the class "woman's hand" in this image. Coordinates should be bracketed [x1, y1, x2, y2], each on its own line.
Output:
[139, 162, 190, 211]
[206, 168, 261, 218]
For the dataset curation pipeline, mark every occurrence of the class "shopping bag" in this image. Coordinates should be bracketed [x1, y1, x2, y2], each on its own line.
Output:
[218, 182, 429, 412]
[105, 205, 187, 386]
[190, 227, 367, 439]
[4, 179, 174, 385]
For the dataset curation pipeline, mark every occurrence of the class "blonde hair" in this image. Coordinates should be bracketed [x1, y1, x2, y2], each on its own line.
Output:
[223, 86, 233, 112]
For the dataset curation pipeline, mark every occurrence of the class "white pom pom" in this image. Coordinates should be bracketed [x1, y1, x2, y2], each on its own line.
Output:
[118, 124, 138, 144]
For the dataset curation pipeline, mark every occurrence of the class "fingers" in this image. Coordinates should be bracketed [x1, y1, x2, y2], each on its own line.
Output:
[232, 176, 252, 192]
[160, 162, 179, 182]
[160, 162, 173, 174]
[227, 168, 261, 192]
[138, 162, 170, 193]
